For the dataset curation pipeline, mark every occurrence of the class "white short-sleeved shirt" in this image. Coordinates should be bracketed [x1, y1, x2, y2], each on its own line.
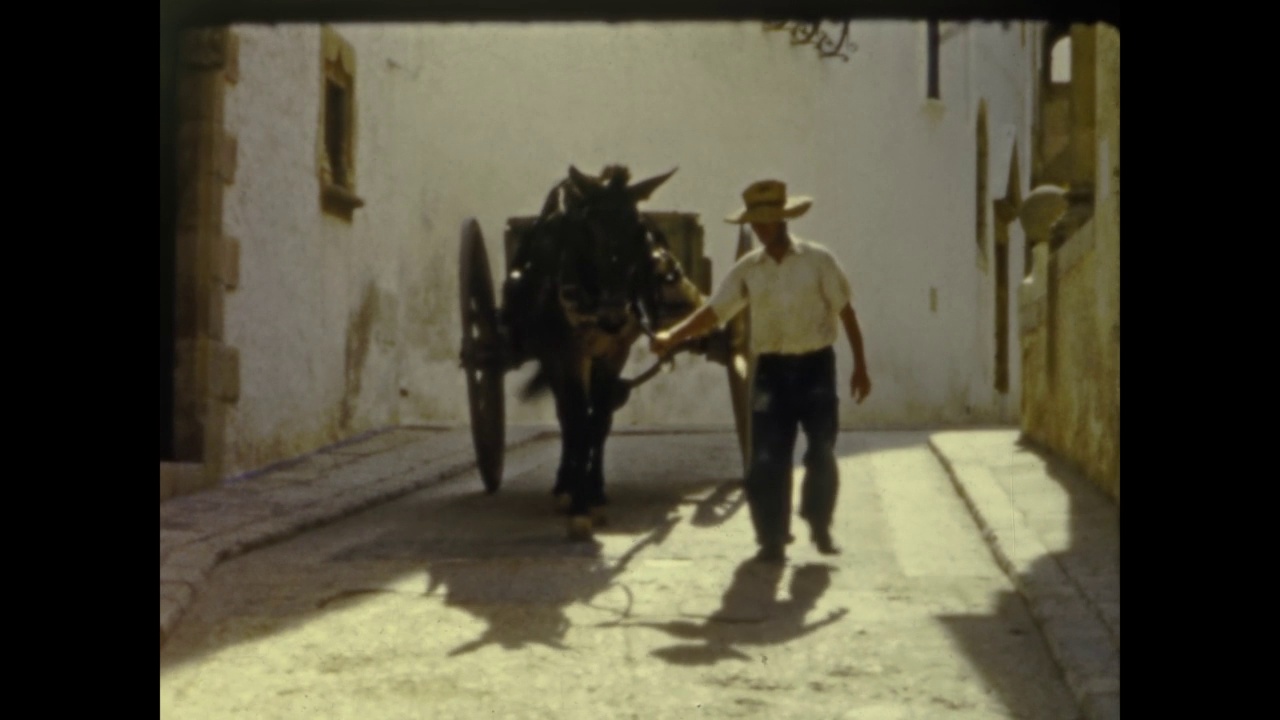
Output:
[707, 236, 853, 356]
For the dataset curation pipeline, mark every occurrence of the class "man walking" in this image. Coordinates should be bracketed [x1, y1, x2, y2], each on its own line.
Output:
[650, 179, 871, 563]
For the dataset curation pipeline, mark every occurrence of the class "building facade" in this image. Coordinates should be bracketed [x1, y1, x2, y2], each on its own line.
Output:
[162, 20, 1054, 497]
[1017, 23, 1120, 502]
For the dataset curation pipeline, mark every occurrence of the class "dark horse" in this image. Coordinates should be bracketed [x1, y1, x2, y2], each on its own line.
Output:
[498, 165, 705, 541]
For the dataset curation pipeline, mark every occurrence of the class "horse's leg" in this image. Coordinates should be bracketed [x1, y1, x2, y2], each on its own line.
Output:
[551, 376, 587, 513]
[587, 408, 610, 507]
[553, 360, 596, 541]
[583, 387, 613, 526]
[552, 430, 574, 512]
[551, 373, 574, 513]
[585, 350, 634, 526]
[545, 359, 571, 507]
[588, 408, 615, 527]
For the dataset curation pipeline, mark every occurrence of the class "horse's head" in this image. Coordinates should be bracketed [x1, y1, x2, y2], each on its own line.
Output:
[557, 164, 677, 334]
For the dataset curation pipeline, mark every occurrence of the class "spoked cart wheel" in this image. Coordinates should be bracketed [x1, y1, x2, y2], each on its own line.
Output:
[458, 218, 507, 493]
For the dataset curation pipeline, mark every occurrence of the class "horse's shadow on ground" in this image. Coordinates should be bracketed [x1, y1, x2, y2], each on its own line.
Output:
[325, 466, 749, 658]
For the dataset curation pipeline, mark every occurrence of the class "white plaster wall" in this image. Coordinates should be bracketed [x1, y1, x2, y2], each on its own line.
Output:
[222, 25, 413, 476]
[219, 21, 1040, 474]
[359, 21, 1038, 430]
[966, 21, 1037, 423]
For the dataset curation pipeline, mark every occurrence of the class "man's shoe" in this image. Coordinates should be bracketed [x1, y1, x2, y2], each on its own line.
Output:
[812, 529, 842, 556]
[754, 544, 786, 564]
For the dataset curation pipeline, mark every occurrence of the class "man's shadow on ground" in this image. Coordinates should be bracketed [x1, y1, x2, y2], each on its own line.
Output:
[605, 560, 846, 666]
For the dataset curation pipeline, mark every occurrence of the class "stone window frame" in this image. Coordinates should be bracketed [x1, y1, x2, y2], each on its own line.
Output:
[318, 25, 365, 220]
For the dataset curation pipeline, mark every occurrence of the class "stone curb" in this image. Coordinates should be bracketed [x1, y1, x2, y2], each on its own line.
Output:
[927, 436, 1119, 720]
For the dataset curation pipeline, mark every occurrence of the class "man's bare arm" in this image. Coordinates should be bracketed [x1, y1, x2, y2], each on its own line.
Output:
[840, 303, 871, 403]
[650, 304, 721, 357]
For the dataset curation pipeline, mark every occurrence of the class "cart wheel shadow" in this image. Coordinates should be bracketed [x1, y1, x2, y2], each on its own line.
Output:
[688, 478, 747, 528]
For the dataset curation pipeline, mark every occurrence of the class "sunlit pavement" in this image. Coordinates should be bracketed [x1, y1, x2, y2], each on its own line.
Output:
[160, 426, 1117, 720]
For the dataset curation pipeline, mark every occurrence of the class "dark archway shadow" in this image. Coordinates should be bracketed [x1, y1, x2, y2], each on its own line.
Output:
[602, 560, 845, 666]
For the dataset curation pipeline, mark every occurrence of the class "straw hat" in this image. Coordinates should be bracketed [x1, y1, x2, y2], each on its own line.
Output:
[724, 179, 813, 224]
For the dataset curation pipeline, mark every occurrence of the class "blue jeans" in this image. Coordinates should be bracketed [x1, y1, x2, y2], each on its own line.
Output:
[746, 347, 840, 548]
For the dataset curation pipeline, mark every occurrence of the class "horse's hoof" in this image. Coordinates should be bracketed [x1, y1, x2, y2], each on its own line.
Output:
[554, 493, 572, 512]
[590, 506, 608, 526]
[568, 515, 594, 541]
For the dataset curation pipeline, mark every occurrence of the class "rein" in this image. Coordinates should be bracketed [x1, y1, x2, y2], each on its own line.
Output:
[621, 333, 699, 390]
[542, 208, 696, 392]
